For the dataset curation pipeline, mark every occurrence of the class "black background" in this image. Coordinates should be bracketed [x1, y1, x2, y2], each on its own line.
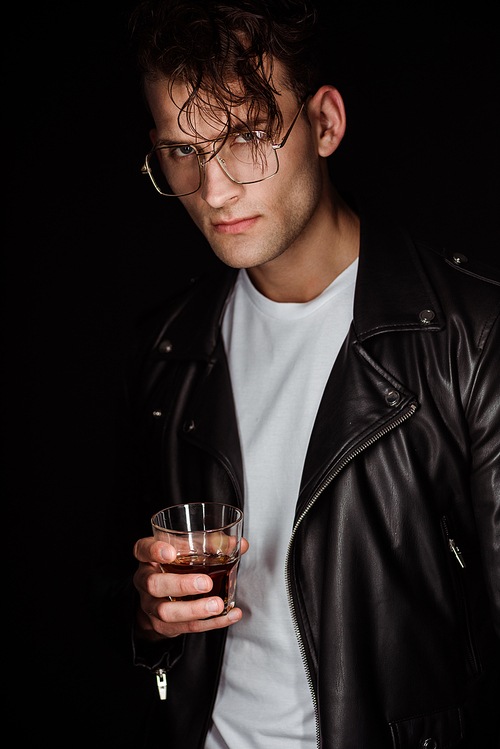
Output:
[7, 1, 498, 744]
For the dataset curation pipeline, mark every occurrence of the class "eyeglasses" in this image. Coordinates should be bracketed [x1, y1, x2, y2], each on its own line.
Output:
[141, 102, 305, 197]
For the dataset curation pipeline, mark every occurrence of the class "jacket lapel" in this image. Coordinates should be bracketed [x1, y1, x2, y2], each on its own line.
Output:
[297, 329, 418, 514]
[298, 211, 444, 513]
[157, 268, 244, 505]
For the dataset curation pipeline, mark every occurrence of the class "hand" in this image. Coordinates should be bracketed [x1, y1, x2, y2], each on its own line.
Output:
[133, 536, 249, 640]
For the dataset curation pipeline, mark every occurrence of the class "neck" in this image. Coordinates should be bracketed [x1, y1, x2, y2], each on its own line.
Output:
[246, 183, 360, 303]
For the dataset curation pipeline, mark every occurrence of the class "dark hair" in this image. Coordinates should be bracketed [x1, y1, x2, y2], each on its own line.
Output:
[129, 0, 320, 139]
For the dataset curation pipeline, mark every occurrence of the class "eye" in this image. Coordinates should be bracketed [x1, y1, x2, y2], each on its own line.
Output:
[172, 144, 197, 158]
[233, 132, 253, 145]
[157, 144, 197, 163]
[232, 130, 267, 145]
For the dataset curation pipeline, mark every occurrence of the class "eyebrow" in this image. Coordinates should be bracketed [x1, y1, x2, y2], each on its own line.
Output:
[154, 137, 186, 147]
[154, 135, 217, 149]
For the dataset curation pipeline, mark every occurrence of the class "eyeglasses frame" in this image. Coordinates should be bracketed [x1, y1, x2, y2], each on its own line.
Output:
[141, 100, 307, 197]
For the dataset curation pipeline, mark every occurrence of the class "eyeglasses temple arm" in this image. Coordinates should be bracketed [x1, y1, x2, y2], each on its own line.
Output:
[272, 101, 306, 151]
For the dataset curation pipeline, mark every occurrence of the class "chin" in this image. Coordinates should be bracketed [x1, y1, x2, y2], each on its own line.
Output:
[209, 241, 268, 270]
[209, 233, 290, 271]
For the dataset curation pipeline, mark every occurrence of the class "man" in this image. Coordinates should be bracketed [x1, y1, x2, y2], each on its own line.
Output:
[105, 1, 500, 746]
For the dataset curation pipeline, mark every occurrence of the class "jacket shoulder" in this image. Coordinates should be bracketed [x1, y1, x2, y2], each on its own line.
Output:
[416, 239, 500, 302]
[130, 267, 238, 371]
[414, 240, 500, 348]
[416, 241, 500, 288]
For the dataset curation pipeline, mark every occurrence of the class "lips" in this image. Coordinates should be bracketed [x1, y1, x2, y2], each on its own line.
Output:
[212, 217, 259, 234]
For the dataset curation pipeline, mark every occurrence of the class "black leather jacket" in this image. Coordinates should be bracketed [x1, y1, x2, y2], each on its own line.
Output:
[111, 213, 500, 748]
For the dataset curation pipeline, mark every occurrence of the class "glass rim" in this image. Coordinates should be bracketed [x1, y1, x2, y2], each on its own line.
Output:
[151, 502, 243, 534]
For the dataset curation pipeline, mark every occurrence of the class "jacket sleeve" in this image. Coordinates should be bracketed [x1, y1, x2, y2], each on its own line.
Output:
[466, 305, 500, 638]
[88, 324, 185, 673]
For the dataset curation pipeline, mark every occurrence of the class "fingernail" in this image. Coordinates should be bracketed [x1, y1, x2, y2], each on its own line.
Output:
[206, 598, 220, 614]
[227, 608, 240, 622]
[159, 547, 173, 562]
[194, 576, 210, 592]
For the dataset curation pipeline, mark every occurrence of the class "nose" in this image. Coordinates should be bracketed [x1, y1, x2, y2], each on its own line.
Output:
[200, 155, 242, 208]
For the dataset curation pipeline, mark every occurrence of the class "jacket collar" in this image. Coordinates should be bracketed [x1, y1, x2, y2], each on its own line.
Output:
[353, 206, 444, 340]
[152, 265, 238, 361]
[154, 208, 444, 361]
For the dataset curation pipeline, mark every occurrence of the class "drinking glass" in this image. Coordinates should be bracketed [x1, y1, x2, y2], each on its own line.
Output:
[151, 503, 243, 615]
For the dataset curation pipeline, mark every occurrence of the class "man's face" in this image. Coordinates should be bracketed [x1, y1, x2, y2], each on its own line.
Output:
[145, 74, 326, 271]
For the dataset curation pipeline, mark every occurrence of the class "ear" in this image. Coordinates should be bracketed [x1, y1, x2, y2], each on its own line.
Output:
[307, 86, 346, 157]
[149, 128, 157, 145]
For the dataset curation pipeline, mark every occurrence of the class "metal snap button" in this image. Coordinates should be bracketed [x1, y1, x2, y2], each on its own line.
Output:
[152, 410, 162, 418]
[183, 420, 196, 433]
[422, 739, 438, 749]
[158, 339, 173, 354]
[452, 253, 468, 264]
[385, 390, 401, 406]
[419, 309, 435, 324]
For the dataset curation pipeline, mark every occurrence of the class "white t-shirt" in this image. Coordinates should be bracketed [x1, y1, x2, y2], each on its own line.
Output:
[205, 260, 358, 749]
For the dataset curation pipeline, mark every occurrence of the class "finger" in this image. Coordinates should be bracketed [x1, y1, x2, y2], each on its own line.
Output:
[206, 534, 249, 555]
[141, 585, 227, 632]
[134, 536, 249, 564]
[156, 593, 224, 622]
[153, 604, 243, 638]
[134, 573, 218, 636]
[143, 569, 214, 600]
[133, 536, 177, 564]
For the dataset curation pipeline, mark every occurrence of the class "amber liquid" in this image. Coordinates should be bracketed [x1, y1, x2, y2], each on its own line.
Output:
[161, 553, 240, 613]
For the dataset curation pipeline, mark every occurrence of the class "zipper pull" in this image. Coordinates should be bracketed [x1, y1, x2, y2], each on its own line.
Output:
[448, 538, 466, 569]
[156, 669, 167, 700]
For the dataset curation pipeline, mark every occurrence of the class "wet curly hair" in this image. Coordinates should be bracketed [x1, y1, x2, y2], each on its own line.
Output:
[129, 0, 320, 140]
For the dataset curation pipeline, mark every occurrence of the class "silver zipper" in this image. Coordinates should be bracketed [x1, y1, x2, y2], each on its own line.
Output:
[441, 515, 477, 674]
[156, 669, 167, 700]
[285, 403, 417, 747]
[448, 538, 466, 568]
[442, 515, 466, 569]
